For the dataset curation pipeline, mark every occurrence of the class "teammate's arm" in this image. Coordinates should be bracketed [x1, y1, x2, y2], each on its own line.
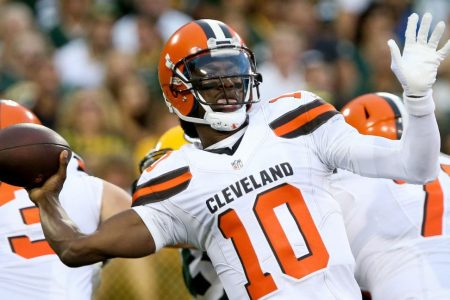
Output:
[99, 180, 132, 222]
[28, 151, 155, 267]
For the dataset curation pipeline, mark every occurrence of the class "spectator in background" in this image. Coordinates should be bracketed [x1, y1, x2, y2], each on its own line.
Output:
[350, 3, 401, 98]
[258, 24, 306, 100]
[53, 3, 117, 90]
[115, 75, 156, 145]
[46, 0, 92, 48]
[222, 9, 266, 62]
[95, 154, 136, 193]
[283, 0, 320, 48]
[56, 88, 130, 176]
[112, 0, 192, 54]
[132, 17, 164, 101]
[302, 50, 335, 104]
[104, 50, 137, 99]
[0, 2, 35, 94]
[4, 55, 63, 129]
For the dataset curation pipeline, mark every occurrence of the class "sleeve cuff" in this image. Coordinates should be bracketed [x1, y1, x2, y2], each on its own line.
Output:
[403, 90, 435, 116]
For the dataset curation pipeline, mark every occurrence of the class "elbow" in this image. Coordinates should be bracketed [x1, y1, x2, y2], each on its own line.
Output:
[60, 258, 81, 268]
[59, 241, 90, 267]
[60, 249, 82, 267]
[405, 164, 439, 185]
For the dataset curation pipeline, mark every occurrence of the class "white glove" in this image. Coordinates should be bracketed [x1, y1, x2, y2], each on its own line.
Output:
[388, 13, 450, 98]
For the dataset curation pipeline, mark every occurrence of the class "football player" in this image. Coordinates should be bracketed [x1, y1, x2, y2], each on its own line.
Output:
[25, 13, 449, 299]
[0, 100, 131, 300]
[138, 126, 227, 300]
[331, 92, 450, 300]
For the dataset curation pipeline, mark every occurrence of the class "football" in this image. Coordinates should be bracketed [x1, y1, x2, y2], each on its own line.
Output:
[0, 123, 72, 188]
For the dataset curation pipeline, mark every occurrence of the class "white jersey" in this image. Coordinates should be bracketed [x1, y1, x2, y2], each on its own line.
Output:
[132, 91, 438, 300]
[0, 154, 103, 300]
[331, 154, 450, 300]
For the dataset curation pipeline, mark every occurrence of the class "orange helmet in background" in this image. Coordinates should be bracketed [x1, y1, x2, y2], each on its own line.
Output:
[340, 92, 407, 140]
[158, 19, 262, 131]
[0, 100, 41, 129]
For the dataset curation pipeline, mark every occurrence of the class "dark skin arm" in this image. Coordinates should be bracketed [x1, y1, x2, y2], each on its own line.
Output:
[28, 150, 155, 267]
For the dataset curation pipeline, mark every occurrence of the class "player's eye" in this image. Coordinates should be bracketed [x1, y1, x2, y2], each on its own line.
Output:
[196, 79, 221, 90]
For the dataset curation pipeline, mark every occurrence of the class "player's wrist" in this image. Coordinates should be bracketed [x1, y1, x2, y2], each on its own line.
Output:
[403, 90, 435, 116]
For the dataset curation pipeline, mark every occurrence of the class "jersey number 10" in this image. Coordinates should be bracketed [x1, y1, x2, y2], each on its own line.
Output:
[218, 183, 330, 300]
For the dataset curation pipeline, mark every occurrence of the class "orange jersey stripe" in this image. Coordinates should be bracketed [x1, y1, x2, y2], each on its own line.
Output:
[422, 179, 444, 236]
[273, 103, 335, 137]
[269, 92, 302, 103]
[133, 170, 192, 203]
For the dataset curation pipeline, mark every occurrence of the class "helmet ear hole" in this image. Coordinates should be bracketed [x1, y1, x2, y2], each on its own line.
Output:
[364, 107, 370, 119]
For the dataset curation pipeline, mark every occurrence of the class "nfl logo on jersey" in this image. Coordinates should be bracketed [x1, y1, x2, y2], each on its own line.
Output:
[231, 159, 243, 170]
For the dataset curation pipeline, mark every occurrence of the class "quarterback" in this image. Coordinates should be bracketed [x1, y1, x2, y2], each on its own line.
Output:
[26, 13, 449, 300]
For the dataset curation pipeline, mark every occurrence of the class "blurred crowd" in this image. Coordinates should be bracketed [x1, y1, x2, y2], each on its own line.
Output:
[0, 0, 449, 191]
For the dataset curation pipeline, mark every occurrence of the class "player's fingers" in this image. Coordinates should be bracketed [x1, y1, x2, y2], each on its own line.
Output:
[405, 13, 419, 46]
[417, 13, 432, 45]
[437, 39, 450, 60]
[388, 39, 402, 67]
[58, 150, 69, 179]
[429, 21, 445, 49]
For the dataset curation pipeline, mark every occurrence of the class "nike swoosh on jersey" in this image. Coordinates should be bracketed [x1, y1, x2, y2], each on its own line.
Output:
[269, 99, 339, 138]
[132, 166, 192, 206]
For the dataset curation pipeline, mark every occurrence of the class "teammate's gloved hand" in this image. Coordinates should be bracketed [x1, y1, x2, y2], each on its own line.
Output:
[388, 13, 450, 98]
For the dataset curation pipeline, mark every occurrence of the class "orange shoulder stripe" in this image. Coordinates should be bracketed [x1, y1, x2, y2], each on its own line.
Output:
[273, 102, 336, 137]
[132, 170, 192, 203]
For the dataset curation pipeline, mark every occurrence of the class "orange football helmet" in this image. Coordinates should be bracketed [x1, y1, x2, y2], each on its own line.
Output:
[158, 19, 262, 131]
[340, 92, 407, 140]
[0, 100, 41, 129]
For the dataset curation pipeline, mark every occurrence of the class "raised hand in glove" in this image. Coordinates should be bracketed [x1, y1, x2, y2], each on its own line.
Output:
[388, 13, 450, 100]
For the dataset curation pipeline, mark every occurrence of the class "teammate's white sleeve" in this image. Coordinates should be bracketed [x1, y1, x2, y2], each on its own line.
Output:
[316, 107, 440, 184]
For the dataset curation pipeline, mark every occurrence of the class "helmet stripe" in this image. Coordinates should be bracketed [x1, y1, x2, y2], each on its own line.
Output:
[218, 23, 232, 38]
[195, 20, 229, 40]
[195, 20, 216, 39]
[379, 94, 403, 139]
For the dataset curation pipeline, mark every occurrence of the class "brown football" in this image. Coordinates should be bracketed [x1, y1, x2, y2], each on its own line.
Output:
[0, 123, 72, 188]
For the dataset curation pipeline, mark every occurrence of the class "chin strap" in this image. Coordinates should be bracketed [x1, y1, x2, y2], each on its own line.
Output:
[204, 106, 247, 131]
